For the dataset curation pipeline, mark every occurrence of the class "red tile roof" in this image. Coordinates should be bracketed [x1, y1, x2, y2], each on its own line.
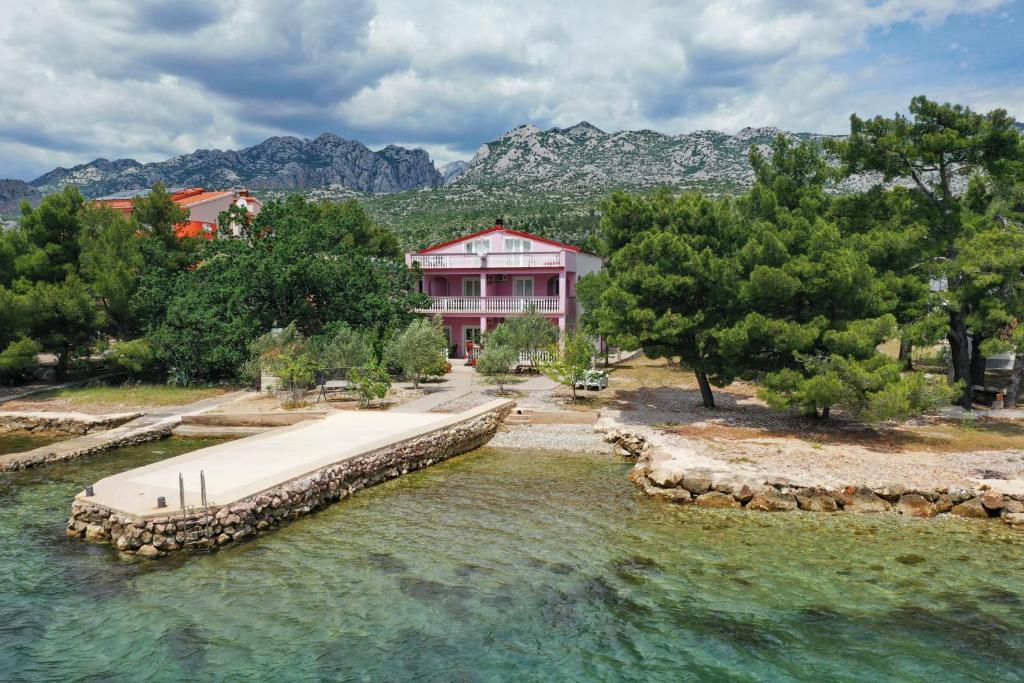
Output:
[418, 225, 583, 253]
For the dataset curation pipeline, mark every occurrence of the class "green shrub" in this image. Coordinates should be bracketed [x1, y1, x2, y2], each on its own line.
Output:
[107, 339, 156, 375]
[0, 337, 42, 382]
[348, 362, 391, 407]
[476, 345, 518, 393]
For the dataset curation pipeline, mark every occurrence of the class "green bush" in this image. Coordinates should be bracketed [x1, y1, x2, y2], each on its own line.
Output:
[107, 339, 156, 375]
[476, 345, 518, 393]
[348, 362, 391, 407]
[0, 337, 42, 383]
[385, 317, 448, 388]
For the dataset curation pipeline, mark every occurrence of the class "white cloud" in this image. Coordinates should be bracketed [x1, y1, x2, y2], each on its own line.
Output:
[0, 0, 1016, 176]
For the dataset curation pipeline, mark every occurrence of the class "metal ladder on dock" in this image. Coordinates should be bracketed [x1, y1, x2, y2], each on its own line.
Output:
[178, 471, 215, 554]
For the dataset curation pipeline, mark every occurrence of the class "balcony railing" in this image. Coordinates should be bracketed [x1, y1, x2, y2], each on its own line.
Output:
[485, 252, 564, 268]
[417, 296, 562, 314]
[407, 252, 565, 269]
[408, 253, 483, 269]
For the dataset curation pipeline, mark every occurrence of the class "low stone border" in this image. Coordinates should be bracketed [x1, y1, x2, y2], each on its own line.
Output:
[624, 441, 1024, 532]
[1, 423, 172, 472]
[67, 402, 514, 558]
[0, 411, 142, 435]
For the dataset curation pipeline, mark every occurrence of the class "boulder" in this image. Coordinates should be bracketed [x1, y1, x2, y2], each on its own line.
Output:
[694, 491, 741, 509]
[933, 494, 954, 514]
[797, 491, 839, 513]
[838, 487, 891, 513]
[727, 485, 752, 504]
[1002, 512, 1024, 528]
[681, 475, 713, 495]
[647, 465, 684, 488]
[649, 487, 691, 504]
[980, 490, 1005, 512]
[895, 494, 936, 518]
[137, 544, 159, 559]
[84, 524, 107, 541]
[747, 490, 798, 512]
[951, 497, 993, 519]
[1003, 499, 1024, 514]
[872, 485, 907, 503]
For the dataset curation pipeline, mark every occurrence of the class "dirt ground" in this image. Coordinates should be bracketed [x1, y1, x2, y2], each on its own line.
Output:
[1, 385, 228, 415]
[601, 355, 1024, 490]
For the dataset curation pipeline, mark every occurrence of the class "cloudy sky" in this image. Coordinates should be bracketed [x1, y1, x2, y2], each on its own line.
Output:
[1, 0, 1021, 179]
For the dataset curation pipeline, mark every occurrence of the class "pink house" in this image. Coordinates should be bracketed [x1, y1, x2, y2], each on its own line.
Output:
[406, 224, 604, 358]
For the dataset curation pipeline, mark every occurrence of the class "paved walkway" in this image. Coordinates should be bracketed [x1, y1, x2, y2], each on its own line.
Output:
[391, 361, 480, 413]
[80, 399, 509, 517]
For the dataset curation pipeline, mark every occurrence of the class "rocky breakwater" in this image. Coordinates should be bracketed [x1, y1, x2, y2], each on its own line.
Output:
[68, 401, 514, 558]
[627, 442, 1024, 530]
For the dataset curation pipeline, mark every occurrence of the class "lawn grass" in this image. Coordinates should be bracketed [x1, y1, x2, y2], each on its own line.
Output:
[26, 384, 227, 408]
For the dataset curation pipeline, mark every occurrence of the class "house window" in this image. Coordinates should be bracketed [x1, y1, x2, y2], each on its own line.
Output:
[514, 277, 534, 297]
[464, 239, 489, 255]
[463, 278, 481, 297]
[504, 237, 531, 253]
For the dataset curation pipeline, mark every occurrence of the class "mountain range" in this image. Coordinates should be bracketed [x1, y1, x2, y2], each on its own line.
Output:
[24, 134, 442, 200]
[7, 119, 1021, 218]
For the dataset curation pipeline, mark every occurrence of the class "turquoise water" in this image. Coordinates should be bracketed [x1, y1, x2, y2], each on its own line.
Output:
[1, 440, 1023, 681]
[0, 431, 68, 455]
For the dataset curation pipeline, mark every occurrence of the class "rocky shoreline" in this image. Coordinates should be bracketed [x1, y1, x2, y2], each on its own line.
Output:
[604, 428, 1024, 532]
[67, 402, 513, 558]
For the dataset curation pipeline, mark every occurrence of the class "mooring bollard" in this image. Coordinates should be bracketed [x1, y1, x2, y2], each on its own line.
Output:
[85, 485, 94, 497]
[156, 496, 167, 508]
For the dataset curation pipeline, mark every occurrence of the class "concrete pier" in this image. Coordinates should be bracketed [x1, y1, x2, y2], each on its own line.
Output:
[68, 399, 514, 556]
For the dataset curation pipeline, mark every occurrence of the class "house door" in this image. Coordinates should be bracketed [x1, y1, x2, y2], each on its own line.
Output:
[464, 326, 482, 358]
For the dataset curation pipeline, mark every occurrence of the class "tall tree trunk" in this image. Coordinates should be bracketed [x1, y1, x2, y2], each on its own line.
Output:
[1006, 354, 1024, 408]
[898, 337, 913, 371]
[694, 369, 715, 409]
[969, 333, 986, 391]
[820, 406, 831, 420]
[947, 313, 973, 410]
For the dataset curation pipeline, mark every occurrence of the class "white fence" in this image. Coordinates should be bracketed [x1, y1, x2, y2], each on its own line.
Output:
[419, 296, 561, 314]
[408, 252, 564, 269]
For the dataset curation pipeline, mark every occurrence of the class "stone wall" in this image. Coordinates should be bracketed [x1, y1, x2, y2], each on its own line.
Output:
[67, 402, 513, 558]
[630, 449, 1024, 531]
[2, 423, 172, 472]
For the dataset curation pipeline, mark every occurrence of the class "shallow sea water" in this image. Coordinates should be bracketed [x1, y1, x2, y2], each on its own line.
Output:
[1, 440, 1022, 681]
[0, 431, 68, 455]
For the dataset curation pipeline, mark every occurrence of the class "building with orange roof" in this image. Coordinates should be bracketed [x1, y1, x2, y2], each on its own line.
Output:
[94, 187, 263, 238]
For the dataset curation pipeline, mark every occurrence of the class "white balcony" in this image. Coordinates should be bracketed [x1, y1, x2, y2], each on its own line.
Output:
[407, 252, 566, 270]
[484, 252, 564, 268]
[417, 296, 562, 314]
[407, 253, 483, 269]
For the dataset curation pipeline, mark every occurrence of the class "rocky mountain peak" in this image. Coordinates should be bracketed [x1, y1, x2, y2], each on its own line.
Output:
[28, 134, 441, 196]
[550, 121, 606, 139]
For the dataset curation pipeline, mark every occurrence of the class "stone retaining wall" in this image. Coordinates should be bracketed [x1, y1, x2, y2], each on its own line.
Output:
[0, 411, 142, 435]
[2, 423, 172, 472]
[626, 442, 1024, 532]
[67, 402, 513, 558]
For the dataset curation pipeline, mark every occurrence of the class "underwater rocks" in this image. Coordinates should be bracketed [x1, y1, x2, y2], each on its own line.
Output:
[631, 450, 1024, 529]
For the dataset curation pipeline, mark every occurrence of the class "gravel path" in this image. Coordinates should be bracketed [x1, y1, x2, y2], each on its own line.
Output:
[489, 424, 612, 454]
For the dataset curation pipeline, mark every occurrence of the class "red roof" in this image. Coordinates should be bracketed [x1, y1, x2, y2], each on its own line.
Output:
[418, 225, 583, 253]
